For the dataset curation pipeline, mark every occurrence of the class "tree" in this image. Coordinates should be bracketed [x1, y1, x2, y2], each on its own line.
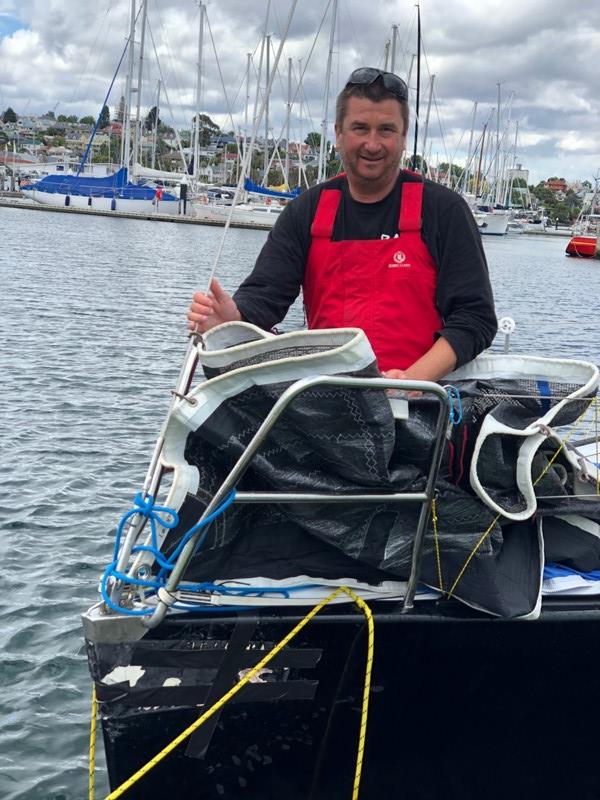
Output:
[80, 116, 96, 125]
[304, 131, 321, 150]
[437, 162, 463, 180]
[144, 106, 161, 132]
[2, 107, 17, 123]
[92, 142, 114, 164]
[191, 113, 221, 146]
[267, 167, 284, 185]
[57, 114, 68, 122]
[530, 182, 581, 224]
[66, 115, 78, 123]
[45, 110, 56, 120]
[98, 105, 110, 129]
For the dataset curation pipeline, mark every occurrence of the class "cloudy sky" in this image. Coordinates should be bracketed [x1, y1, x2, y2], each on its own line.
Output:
[0, 0, 599, 185]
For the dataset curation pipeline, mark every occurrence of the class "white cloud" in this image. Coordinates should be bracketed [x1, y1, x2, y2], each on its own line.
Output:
[1, 0, 599, 183]
[557, 133, 598, 153]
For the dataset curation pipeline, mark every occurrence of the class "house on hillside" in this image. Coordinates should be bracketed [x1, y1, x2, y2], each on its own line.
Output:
[544, 177, 568, 199]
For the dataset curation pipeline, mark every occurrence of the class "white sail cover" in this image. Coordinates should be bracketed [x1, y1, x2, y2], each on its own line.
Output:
[131, 162, 188, 182]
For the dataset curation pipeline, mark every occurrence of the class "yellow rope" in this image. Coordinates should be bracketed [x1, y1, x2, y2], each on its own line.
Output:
[447, 513, 501, 598]
[94, 586, 374, 800]
[532, 406, 592, 488]
[89, 685, 97, 800]
[345, 588, 375, 800]
[88, 399, 600, 795]
[430, 497, 444, 592]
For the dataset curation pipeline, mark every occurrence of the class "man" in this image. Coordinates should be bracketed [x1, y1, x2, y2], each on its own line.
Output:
[188, 67, 496, 381]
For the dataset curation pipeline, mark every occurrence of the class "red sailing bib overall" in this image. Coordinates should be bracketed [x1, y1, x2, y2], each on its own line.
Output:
[303, 180, 442, 372]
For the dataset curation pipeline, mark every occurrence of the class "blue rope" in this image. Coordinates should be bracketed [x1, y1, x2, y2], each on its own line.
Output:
[102, 490, 238, 616]
[446, 385, 463, 425]
[102, 490, 323, 617]
[111, 491, 179, 563]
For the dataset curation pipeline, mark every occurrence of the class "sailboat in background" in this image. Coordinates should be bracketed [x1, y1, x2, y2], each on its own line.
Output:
[193, 178, 300, 228]
[21, 0, 178, 214]
[565, 177, 600, 257]
[462, 114, 509, 236]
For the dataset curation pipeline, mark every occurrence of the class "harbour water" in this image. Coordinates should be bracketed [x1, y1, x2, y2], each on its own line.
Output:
[1, 205, 599, 800]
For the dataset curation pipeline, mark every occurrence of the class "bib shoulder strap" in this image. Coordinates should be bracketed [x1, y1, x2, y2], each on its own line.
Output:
[398, 180, 424, 232]
[310, 189, 342, 239]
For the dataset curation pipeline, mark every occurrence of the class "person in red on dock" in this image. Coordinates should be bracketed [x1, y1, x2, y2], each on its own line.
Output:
[188, 67, 497, 382]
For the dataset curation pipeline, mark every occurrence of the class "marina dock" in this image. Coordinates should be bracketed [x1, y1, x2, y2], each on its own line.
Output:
[0, 196, 275, 231]
[0, 196, 576, 237]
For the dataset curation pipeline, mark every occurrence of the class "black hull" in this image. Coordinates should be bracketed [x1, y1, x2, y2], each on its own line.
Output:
[86, 600, 600, 800]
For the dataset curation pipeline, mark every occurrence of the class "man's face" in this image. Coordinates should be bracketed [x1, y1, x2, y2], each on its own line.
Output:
[335, 96, 406, 194]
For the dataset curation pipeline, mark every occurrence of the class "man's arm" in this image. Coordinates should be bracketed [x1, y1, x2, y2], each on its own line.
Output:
[383, 337, 457, 383]
[187, 278, 241, 332]
[233, 194, 314, 328]
[187, 193, 315, 333]
[425, 188, 497, 367]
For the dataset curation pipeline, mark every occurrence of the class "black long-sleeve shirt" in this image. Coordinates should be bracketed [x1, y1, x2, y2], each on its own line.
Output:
[234, 171, 497, 367]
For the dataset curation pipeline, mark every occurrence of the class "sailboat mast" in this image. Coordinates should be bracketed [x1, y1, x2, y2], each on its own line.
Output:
[412, 4, 421, 170]
[390, 24, 398, 73]
[297, 58, 303, 188]
[506, 119, 519, 207]
[318, 0, 338, 184]
[285, 57, 292, 189]
[132, 0, 147, 171]
[193, 2, 205, 184]
[121, 0, 136, 172]
[244, 52, 251, 162]
[475, 123, 486, 198]
[151, 79, 161, 169]
[264, 34, 271, 183]
[420, 73, 435, 177]
[493, 81, 501, 203]
[383, 40, 390, 71]
[465, 101, 478, 194]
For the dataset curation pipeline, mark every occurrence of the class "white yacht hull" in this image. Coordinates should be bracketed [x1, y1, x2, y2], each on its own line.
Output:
[473, 210, 509, 236]
[192, 201, 282, 228]
[21, 188, 179, 215]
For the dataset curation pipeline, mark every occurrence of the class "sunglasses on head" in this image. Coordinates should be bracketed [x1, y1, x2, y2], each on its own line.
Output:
[345, 68, 408, 102]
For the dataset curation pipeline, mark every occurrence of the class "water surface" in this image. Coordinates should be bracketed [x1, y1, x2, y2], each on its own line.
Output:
[0, 207, 598, 799]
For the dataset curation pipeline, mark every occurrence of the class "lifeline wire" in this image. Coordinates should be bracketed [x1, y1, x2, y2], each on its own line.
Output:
[95, 585, 374, 800]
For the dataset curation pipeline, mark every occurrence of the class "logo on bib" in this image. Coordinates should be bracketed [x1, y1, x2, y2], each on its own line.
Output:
[388, 250, 411, 268]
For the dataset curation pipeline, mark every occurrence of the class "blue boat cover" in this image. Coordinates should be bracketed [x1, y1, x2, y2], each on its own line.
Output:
[544, 563, 600, 581]
[24, 167, 177, 200]
[244, 178, 301, 199]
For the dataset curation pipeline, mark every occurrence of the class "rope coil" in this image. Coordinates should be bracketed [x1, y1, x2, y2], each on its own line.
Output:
[100, 490, 237, 616]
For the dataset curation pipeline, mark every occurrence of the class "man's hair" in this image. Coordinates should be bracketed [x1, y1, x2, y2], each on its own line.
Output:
[335, 78, 409, 134]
